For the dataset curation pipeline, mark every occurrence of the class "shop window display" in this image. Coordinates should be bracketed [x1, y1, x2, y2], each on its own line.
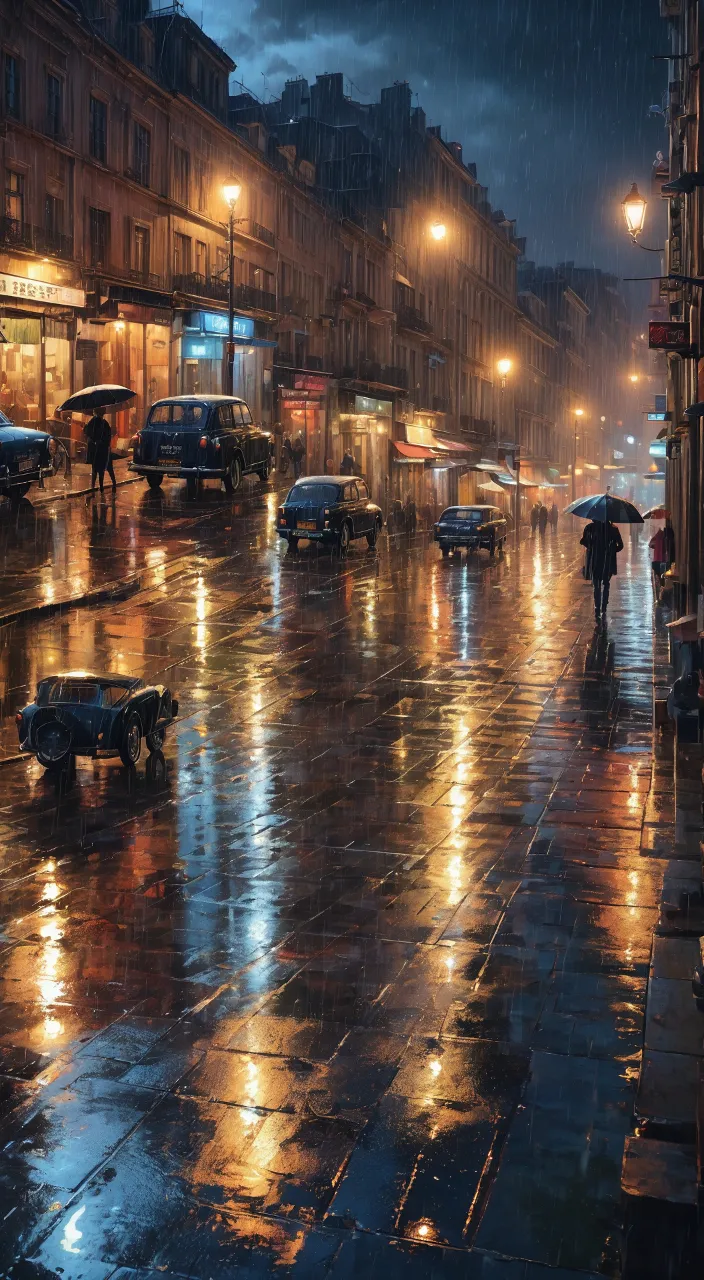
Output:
[0, 317, 41, 424]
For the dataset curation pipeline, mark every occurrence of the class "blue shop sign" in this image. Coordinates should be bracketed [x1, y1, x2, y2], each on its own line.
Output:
[182, 336, 222, 360]
[185, 311, 255, 339]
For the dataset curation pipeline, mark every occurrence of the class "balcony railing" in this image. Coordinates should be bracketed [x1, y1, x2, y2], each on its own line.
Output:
[396, 303, 432, 336]
[235, 283, 277, 312]
[343, 359, 408, 389]
[173, 272, 228, 302]
[127, 269, 163, 289]
[251, 221, 276, 248]
[0, 217, 73, 261]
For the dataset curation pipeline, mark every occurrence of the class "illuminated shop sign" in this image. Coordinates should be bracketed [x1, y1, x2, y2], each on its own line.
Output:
[186, 311, 255, 339]
[0, 271, 85, 308]
[354, 395, 392, 415]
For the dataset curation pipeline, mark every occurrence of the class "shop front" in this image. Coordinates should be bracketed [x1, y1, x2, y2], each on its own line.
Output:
[75, 307, 172, 452]
[391, 417, 478, 522]
[278, 374, 330, 479]
[0, 266, 84, 430]
[179, 311, 274, 425]
[337, 392, 393, 508]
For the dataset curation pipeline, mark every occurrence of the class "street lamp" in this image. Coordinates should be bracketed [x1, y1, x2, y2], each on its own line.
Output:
[429, 222, 447, 241]
[573, 408, 584, 504]
[621, 182, 663, 252]
[497, 356, 512, 389]
[496, 358, 519, 539]
[223, 177, 243, 395]
[629, 373, 639, 384]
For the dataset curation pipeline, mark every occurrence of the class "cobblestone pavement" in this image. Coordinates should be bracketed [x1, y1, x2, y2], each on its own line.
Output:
[0, 486, 659, 1278]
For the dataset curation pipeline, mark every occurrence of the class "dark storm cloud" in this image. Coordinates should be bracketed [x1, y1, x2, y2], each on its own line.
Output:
[197, 0, 668, 271]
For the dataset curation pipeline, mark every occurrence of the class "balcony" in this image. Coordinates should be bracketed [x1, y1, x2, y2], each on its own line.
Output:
[251, 221, 276, 248]
[0, 217, 73, 261]
[173, 272, 228, 302]
[235, 283, 276, 313]
[396, 303, 432, 336]
[127, 269, 163, 290]
[342, 359, 408, 390]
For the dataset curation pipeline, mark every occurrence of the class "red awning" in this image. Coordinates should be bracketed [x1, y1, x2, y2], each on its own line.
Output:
[393, 441, 438, 460]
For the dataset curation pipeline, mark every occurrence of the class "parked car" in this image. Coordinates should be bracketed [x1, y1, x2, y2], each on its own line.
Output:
[277, 476, 383, 554]
[434, 504, 508, 557]
[129, 395, 271, 498]
[0, 410, 59, 503]
[16, 673, 178, 771]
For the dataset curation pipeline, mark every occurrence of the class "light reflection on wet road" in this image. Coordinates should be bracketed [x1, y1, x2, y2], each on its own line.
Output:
[0, 483, 659, 1278]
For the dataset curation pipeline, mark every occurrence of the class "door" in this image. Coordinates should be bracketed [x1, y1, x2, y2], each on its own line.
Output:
[355, 479, 374, 534]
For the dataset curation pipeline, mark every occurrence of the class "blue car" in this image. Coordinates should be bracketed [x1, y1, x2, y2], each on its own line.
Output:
[0, 410, 59, 502]
[129, 395, 272, 498]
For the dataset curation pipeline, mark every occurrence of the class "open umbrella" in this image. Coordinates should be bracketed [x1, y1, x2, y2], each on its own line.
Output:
[642, 506, 670, 520]
[564, 493, 643, 523]
[59, 384, 135, 414]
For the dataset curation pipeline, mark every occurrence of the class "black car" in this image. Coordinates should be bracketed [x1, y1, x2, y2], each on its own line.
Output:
[0, 411, 60, 503]
[130, 395, 271, 498]
[277, 476, 383, 554]
[434, 504, 508, 557]
[16, 673, 178, 771]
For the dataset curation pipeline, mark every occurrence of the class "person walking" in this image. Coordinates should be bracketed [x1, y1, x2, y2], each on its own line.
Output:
[649, 525, 668, 594]
[292, 433, 305, 480]
[404, 492, 417, 534]
[530, 502, 540, 534]
[550, 501, 559, 530]
[340, 449, 355, 476]
[580, 518, 623, 623]
[538, 503, 549, 535]
[280, 435, 292, 476]
[84, 408, 116, 494]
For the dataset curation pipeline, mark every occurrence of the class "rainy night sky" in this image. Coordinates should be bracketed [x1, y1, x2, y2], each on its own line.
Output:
[182, 0, 667, 275]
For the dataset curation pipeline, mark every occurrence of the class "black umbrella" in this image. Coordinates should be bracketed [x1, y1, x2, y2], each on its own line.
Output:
[564, 493, 643, 523]
[59, 384, 135, 413]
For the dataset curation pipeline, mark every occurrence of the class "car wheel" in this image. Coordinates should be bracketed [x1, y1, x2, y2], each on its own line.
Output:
[186, 476, 199, 500]
[147, 473, 163, 490]
[146, 726, 165, 752]
[337, 522, 351, 556]
[119, 713, 142, 767]
[257, 459, 270, 484]
[366, 522, 379, 548]
[224, 456, 242, 494]
[287, 535, 299, 553]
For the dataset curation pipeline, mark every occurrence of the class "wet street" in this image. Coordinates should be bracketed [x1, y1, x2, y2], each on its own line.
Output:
[0, 482, 659, 1279]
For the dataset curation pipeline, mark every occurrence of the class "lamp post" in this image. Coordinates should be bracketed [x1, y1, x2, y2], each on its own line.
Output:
[573, 408, 584, 503]
[496, 358, 518, 539]
[222, 177, 242, 395]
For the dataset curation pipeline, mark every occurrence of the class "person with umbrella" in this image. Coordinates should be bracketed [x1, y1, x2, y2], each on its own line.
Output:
[566, 492, 641, 624]
[84, 408, 116, 494]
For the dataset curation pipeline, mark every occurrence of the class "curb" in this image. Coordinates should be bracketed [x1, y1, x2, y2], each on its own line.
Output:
[0, 576, 142, 630]
[30, 471, 141, 507]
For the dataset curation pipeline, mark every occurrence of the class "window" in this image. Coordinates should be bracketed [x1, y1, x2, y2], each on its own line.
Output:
[46, 72, 61, 138]
[89, 206, 110, 267]
[89, 96, 107, 163]
[132, 121, 150, 187]
[173, 233, 191, 277]
[195, 240, 207, 277]
[5, 169, 24, 228]
[240, 404, 252, 424]
[173, 146, 189, 205]
[217, 404, 233, 427]
[195, 158, 208, 212]
[4, 54, 20, 119]
[134, 225, 150, 277]
[148, 401, 205, 426]
[44, 194, 62, 242]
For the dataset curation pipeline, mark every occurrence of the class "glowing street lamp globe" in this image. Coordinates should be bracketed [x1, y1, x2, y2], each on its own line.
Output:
[223, 178, 242, 206]
[497, 358, 512, 378]
[575, 408, 584, 418]
[622, 183, 647, 239]
[429, 222, 447, 240]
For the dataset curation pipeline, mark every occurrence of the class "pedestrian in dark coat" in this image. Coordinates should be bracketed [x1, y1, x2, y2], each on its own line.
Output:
[340, 450, 355, 475]
[538, 503, 549, 534]
[404, 493, 417, 534]
[550, 502, 559, 530]
[84, 409, 116, 494]
[530, 503, 540, 533]
[580, 519, 623, 622]
[292, 433, 305, 479]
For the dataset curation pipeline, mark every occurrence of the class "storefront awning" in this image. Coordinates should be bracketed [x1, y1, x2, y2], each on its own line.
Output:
[393, 441, 438, 460]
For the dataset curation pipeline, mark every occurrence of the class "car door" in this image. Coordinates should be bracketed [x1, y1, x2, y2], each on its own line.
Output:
[229, 402, 250, 469]
[342, 481, 359, 535]
[239, 401, 263, 466]
[216, 404, 235, 466]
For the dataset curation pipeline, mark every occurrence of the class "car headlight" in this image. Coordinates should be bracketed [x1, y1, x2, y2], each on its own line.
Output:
[47, 437, 57, 457]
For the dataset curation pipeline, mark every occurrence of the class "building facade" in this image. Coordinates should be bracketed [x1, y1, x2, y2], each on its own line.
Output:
[1, 0, 635, 521]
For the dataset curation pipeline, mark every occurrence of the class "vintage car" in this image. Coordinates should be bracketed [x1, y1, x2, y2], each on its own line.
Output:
[16, 673, 178, 771]
[277, 476, 384, 554]
[434, 504, 509, 557]
[129, 395, 271, 498]
[0, 410, 59, 502]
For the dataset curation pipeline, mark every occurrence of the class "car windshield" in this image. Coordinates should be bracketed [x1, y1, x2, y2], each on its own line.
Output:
[41, 681, 102, 706]
[0, 411, 12, 426]
[442, 508, 484, 521]
[287, 483, 339, 505]
[148, 402, 206, 428]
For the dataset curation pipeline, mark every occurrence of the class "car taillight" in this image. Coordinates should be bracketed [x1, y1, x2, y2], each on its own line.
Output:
[130, 432, 141, 448]
[213, 440, 221, 451]
[199, 436, 208, 448]
[15, 713, 22, 725]
[278, 506, 285, 523]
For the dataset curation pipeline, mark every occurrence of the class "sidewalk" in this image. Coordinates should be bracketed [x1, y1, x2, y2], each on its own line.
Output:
[621, 607, 704, 1276]
[31, 454, 139, 504]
